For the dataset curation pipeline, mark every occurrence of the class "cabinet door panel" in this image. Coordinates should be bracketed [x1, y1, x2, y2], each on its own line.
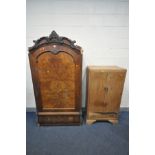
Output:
[37, 52, 76, 110]
[105, 72, 126, 112]
[88, 71, 108, 112]
[89, 71, 126, 113]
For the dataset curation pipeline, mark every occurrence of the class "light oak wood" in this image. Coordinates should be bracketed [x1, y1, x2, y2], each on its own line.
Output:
[86, 66, 126, 125]
[86, 120, 96, 125]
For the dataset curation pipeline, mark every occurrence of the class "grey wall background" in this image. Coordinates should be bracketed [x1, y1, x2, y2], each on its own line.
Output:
[26, 0, 129, 108]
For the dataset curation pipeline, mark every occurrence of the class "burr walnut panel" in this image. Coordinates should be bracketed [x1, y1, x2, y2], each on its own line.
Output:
[37, 52, 76, 110]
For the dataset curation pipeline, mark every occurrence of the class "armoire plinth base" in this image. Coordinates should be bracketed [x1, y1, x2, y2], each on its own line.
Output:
[37, 112, 81, 126]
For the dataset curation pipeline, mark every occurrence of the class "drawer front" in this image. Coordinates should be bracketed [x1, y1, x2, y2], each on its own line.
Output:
[38, 115, 80, 125]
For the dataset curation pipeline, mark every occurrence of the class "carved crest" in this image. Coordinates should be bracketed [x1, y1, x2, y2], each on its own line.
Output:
[49, 31, 63, 43]
[29, 30, 81, 52]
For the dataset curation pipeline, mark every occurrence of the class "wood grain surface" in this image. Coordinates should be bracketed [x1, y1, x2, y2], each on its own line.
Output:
[86, 66, 126, 125]
[29, 31, 83, 125]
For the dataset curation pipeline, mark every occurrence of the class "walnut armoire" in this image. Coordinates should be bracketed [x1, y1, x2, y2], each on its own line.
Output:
[28, 31, 83, 125]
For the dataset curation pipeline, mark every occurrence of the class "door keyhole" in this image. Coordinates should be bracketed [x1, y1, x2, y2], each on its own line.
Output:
[104, 87, 108, 92]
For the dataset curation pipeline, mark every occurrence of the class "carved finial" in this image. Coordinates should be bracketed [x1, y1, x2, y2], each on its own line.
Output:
[48, 30, 63, 43]
[29, 30, 82, 52]
[49, 30, 59, 39]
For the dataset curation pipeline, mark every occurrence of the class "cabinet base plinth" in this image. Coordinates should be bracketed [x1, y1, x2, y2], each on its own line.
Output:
[86, 119, 118, 125]
[86, 112, 119, 125]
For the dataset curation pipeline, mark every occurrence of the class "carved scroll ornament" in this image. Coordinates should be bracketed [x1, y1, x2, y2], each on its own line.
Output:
[29, 30, 81, 52]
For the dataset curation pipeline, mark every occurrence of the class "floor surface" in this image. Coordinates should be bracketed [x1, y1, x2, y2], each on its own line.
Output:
[26, 111, 129, 155]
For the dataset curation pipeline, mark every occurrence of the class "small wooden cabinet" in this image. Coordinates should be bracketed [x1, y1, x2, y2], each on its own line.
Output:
[29, 31, 83, 125]
[86, 66, 126, 124]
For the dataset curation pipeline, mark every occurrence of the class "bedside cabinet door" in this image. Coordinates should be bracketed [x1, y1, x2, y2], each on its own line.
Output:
[88, 70, 126, 113]
[88, 71, 108, 113]
[105, 71, 126, 112]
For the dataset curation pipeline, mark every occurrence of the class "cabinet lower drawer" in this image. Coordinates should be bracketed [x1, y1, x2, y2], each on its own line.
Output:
[37, 113, 81, 125]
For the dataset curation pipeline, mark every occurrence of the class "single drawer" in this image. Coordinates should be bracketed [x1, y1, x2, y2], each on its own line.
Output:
[38, 114, 81, 125]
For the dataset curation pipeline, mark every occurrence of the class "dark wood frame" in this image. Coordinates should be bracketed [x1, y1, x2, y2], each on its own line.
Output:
[28, 31, 83, 125]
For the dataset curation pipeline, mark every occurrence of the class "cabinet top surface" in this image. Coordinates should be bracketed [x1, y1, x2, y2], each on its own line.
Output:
[88, 66, 127, 71]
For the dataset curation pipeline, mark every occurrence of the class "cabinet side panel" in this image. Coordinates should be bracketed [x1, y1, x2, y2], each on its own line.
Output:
[86, 68, 90, 117]
[29, 53, 42, 111]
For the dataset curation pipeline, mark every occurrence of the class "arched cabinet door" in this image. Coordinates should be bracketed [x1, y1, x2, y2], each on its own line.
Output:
[29, 31, 83, 125]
